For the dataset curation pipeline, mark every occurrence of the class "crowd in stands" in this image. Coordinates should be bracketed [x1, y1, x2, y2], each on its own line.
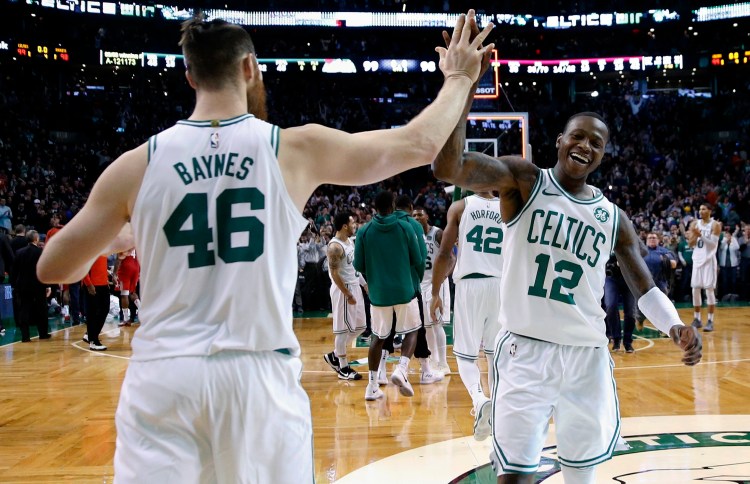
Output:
[2, 3, 750, 313]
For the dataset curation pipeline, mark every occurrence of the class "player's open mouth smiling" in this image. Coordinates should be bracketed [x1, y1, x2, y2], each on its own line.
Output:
[570, 152, 590, 165]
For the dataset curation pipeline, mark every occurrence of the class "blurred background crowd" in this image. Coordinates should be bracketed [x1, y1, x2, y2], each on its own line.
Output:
[1, 0, 748, 312]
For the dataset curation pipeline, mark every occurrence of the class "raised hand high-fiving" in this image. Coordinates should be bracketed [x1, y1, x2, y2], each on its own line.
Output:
[435, 9, 494, 84]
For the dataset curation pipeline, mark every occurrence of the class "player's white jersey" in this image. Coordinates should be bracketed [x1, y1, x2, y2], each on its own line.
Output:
[328, 237, 358, 285]
[420, 225, 440, 291]
[130, 114, 307, 361]
[453, 194, 504, 280]
[693, 218, 718, 267]
[499, 169, 619, 347]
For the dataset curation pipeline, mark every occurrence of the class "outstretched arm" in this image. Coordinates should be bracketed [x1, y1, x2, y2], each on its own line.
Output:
[278, 10, 494, 211]
[38, 144, 147, 283]
[615, 209, 702, 366]
[431, 24, 539, 202]
[430, 199, 462, 321]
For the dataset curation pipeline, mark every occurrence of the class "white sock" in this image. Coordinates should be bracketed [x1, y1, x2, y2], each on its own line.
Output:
[369, 371, 377, 384]
[378, 350, 389, 374]
[426, 326, 438, 360]
[338, 355, 348, 368]
[419, 357, 431, 373]
[694, 311, 701, 321]
[434, 325, 447, 365]
[133, 298, 141, 309]
[399, 356, 410, 371]
[456, 358, 485, 404]
[708, 313, 714, 322]
[122, 308, 130, 321]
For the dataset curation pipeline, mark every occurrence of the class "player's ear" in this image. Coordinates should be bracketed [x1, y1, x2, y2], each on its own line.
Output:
[243, 53, 262, 81]
[555, 133, 562, 149]
[185, 69, 197, 90]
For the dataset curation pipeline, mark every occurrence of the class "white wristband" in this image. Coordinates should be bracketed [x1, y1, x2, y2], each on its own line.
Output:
[637, 287, 684, 336]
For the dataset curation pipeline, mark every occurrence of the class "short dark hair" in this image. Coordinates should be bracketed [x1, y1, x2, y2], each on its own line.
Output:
[413, 205, 426, 213]
[14, 224, 25, 234]
[564, 111, 609, 137]
[333, 211, 352, 232]
[374, 190, 395, 215]
[179, 17, 255, 90]
[395, 194, 413, 211]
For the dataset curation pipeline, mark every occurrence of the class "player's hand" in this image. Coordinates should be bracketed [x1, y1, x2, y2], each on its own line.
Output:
[86, 284, 96, 296]
[436, 9, 494, 84]
[441, 13, 493, 82]
[670, 324, 702, 366]
[430, 295, 443, 323]
[346, 293, 356, 305]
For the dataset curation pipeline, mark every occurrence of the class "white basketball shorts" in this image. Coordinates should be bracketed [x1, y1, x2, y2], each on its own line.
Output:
[453, 276, 502, 360]
[114, 350, 313, 483]
[691, 259, 718, 289]
[421, 279, 451, 327]
[330, 283, 366, 334]
[370, 298, 421, 338]
[490, 332, 620, 475]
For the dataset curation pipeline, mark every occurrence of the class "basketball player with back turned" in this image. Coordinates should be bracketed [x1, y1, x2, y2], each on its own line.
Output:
[37, 13, 493, 483]
[431, 46, 702, 482]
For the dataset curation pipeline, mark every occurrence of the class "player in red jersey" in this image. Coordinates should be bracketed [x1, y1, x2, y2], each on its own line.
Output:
[114, 249, 140, 325]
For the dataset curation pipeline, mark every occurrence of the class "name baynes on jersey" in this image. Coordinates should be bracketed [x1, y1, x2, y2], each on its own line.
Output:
[173, 152, 255, 185]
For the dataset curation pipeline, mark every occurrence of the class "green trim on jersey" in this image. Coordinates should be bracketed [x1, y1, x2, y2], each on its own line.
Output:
[147, 135, 158, 164]
[548, 169, 604, 205]
[176, 113, 255, 127]
[270, 125, 280, 156]
[506, 169, 542, 228]
[610, 206, 620, 255]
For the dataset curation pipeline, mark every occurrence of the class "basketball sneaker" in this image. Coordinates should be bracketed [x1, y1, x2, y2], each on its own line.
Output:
[473, 397, 492, 441]
[691, 318, 702, 329]
[624, 343, 635, 353]
[89, 340, 107, 351]
[82, 333, 89, 343]
[435, 362, 451, 375]
[611, 340, 621, 352]
[365, 383, 384, 401]
[703, 321, 714, 332]
[390, 366, 414, 397]
[338, 366, 362, 381]
[323, 351, 341, 374]
[420, 370, 444, 384]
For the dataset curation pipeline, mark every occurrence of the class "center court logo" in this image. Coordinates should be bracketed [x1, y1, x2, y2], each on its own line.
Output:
[452, 428, 750, 483]
[336, 415, 750, 484]
[594, 207, 610, 223]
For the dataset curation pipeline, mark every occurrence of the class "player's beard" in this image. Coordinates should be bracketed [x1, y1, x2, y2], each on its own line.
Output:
[247, 80, 268, 121]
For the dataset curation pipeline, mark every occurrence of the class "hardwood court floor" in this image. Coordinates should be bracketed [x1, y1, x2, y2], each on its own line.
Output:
[0, 306, 748, 483]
